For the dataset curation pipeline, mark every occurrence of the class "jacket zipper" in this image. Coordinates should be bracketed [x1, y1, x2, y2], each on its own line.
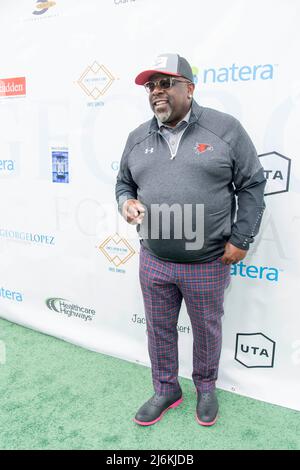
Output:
[159, 124, 191, 160]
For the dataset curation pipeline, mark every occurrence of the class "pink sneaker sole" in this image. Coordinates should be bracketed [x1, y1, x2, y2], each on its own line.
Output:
[133, 397, 183, 426]
[195, 413, 218, 426]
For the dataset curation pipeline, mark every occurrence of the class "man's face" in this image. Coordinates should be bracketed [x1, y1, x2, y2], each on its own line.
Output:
[148, 73, 195, 127]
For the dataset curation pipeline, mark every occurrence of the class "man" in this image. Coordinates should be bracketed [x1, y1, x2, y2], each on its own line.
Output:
[115, 53, 266, 426]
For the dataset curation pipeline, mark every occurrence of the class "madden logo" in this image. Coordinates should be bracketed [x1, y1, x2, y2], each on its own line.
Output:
[0, 77, 26, 98]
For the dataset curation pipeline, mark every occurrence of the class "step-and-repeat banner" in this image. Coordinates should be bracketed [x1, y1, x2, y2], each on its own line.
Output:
[0, 0, 299, 411]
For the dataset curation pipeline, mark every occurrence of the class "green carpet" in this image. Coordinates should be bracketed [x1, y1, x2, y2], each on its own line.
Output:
[0, 317, 299, 450]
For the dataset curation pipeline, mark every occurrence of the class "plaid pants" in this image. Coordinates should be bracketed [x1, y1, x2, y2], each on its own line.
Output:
[139, 244, 231, 395]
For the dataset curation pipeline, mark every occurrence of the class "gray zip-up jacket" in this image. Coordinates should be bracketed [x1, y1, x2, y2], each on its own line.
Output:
[115, 100, 266, 263]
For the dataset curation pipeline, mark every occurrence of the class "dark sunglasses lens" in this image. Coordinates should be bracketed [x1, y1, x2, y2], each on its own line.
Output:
[159, 78, 172, 89]
[145, 78, 173, 92]
[146, 82, 155, 92]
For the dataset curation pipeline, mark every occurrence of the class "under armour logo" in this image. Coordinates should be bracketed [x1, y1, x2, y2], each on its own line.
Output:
[145, 147, 154, 154]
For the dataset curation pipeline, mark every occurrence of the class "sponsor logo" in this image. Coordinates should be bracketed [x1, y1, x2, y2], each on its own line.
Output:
[78, 62, 115, 101]
[194, 143, 214, 155]
[131, 314, 191, 334]
[33, 1, 56, 15]
[259, 151, 291, 196]
[99, 234, 135, 268]
[114, 0, 137, 5]
[111, 161, 119, 171]
[0, 160, 15, 174]
[0, 286, 23, 302]
[46, 298, 96, 322]
[192, 66, 199, 85]
[192, 64, 275, 84]
[0, 77, 26, 98]
[52, 147, 69, 183]
[153, 56, 168, 68]
[0, 228, 55, 245]
[235, 333, 276, 368]
[230, 261, 281, 282]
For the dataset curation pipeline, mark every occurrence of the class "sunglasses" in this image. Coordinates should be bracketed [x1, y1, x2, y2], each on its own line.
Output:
[144, 76, 192, 93]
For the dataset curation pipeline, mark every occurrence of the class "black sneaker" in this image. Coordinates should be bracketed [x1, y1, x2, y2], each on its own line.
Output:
[196, 390, 219, 426]
[134, 391, 183, 426]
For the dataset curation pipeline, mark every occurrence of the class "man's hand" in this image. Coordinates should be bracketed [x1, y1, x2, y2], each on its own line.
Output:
[220, 242, 247, 265]
[122, 199, 145, 225]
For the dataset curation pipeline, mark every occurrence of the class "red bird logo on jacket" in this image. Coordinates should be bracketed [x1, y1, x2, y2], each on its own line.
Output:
[195, 143, 214, 154]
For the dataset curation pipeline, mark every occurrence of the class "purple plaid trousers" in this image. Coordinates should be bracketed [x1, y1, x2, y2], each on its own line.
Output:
[139, 244, 231, 395]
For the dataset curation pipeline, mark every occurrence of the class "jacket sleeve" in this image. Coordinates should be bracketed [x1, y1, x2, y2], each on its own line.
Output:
[229, 121, 267, 250]
[115, 133, 138, 213]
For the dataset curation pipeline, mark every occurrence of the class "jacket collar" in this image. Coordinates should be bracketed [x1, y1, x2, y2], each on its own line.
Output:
[148, 99, 204, 133]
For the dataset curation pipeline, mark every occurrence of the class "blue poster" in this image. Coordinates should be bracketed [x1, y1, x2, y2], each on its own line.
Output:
[52, 148, 69, 183]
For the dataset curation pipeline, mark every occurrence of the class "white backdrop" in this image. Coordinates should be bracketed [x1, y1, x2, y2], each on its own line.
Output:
[0, 0, 300, 411]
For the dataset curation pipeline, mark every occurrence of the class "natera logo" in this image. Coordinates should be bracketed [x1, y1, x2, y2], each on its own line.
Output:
[192, 66, 199, 84]
[192, 63, 275, 84]
[0, 77, 26, 98]
[0, 160, 15, 174]
[33, 1, 56, 15]
[111, 161, 120, 172]
[46, 298, 96, 322]
[235, 333, 276, 368]
[0, 286, 23, 302]
[231, 261, 281, 282]
[259, 151, 291, 196]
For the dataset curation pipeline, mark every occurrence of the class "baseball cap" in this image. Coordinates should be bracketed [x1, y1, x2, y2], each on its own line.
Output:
[135, 53, 194, 85]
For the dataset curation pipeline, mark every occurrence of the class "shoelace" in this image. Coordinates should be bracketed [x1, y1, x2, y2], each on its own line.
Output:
[199, 393, 214, 401]
[149, 394, 179, 406]
[149, 395, 163, 406]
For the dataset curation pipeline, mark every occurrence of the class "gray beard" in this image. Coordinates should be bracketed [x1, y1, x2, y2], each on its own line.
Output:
[154, 108, 172, 123]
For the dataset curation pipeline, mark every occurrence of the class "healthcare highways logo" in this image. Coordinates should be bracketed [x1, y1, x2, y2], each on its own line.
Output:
[46, 298, 96, 322]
